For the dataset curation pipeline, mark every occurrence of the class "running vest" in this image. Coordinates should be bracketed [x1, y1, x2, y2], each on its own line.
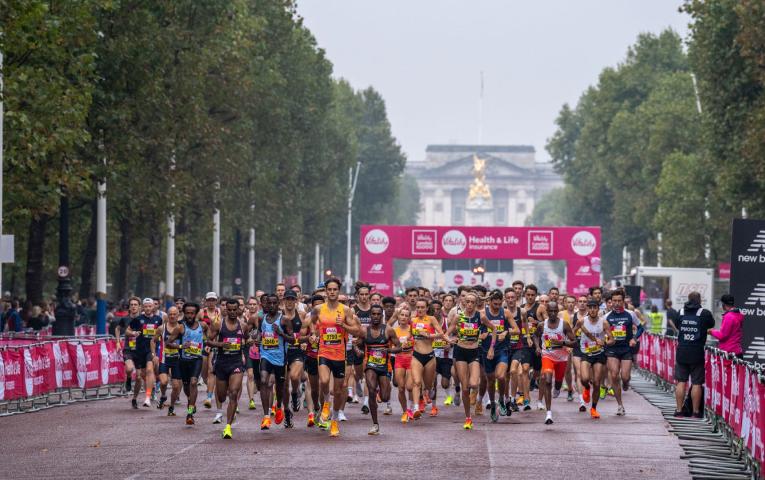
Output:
[354, 305, 372, 326]
[217, 319, 244, 359]
[433, 314, 450, 359]
[524, 303, 540, 345]
[162, 324, 181, 360]
[181, 322, 204, 360]
[260, 313, 285, 366]
[411, 315, 435, 342]
[364, 325, 389, 370]
[509, 307, 523, 349]
[126, 315, 139, 351]
[457, 311, 481, 343]
[542, 318, 568, 362]
[606, 309, 635, 350]
[318, 303, 346, 361]
[132, 314, 161, 352]
[482, 306, 509, 351]
[394, 325, 413, 354]
[580, 316, 605, 356]
[284, 311, 302, 352]
[201, 307, 221, 326]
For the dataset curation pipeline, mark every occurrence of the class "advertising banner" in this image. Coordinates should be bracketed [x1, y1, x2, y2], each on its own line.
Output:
[361, 225, 601, 296]
[730, 219, 765, 361]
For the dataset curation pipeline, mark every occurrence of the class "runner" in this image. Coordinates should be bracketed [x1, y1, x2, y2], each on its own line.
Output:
[125, 298, 161, 408]
[380, 296, 398, 415]
[178, 302, 206, 425]
[152, 306, 183, 414]
[306, 277, 359, 437]
[506, 289, 529, 413]
[570, 295, 588, 411]
[522, 285, 541, 411]
[303, 295, 325, 427]
[205, 298, 255, 439]
[410, 298, 447, 419]
[357, 304, 401, 434]
[604, 289, 644, 416]
[576, 299, 613, 419]
[115, 296, 141, 396]
[352, 281, 373, 416]
[446, 291, 497, 430]
[245, 296, 261, 410]
[197, 292, 221, 409]
[481, 290, 520, 422]
[283, 290, 306, 426]
[534, 300, 576, 425]
[432, 294, 454, 407]
[388, 304, 414, 423]
[257, 293, 292, 430]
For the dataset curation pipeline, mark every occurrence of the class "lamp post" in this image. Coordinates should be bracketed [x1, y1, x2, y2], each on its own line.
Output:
[472, 263, 485, 287]
[54, 194, 75, 336]
[345, 161, 361, 292]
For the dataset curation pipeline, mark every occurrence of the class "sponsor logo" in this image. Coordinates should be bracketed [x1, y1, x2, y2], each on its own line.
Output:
[453, 274, 464, 286]
[495, 278, 504, 288]
[528, 230, 553, 256]
[571, 230, 597, 256]
[364, 229, 389, 255]
[737, 230, 765, 263]
[368, 263, 384, 274]
[741, 284, 765, 317]
[575, 265, 591, 276]
[441, 230, 467, 255]
[0, 353, 4, 400]
[412, 230, 437, 255]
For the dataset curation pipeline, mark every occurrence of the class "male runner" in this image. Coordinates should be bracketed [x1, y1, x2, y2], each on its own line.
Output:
[198, 292, 221, 409]
[506, 289, 528, 412]
[152, 306, 183, 413]
[304, 295, 324, 427]
[604, 289, 644, 415]
[481, 290, 519, 422]
[178, 302, 206, 425]
[577, 299, 613, 419]
[283, 290, 306, 420]
[245, 296, 261, 410]
[352, 282, 373, 416]
[125, 298, 161, 408]
[522, 285, 541, 410]
[115, 296, 141, 394]
[258, 293, 292, 429]
[534, 300, 576, 424]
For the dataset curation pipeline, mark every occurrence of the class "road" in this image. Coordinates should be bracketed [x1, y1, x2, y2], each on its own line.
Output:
[0, 382, 690, 480]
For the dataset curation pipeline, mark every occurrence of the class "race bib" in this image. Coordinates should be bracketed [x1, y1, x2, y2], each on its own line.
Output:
[128, 339, 136, 349]
[584, 343, 602, 354]
[491, 320, 505, 332]
[612, 325, 626, 338]
[143, 324, 157, 336]
[367, 349, 386, 366]
[399, 336, 412, 349]
[459, 322, 479, 337]
[185, 341, 202, 356]
[322, 327, 342, 345]
[222, 337, 242, 352]
[432, 340, 447, 349]
[509, 334, 520, 342]
[165, 347, 179, 356]
[262, 332, 279, 348]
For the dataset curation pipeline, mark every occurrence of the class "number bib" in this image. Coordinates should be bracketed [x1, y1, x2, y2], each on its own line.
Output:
[128, 339, 136, 350]
[367, 348, 386, 367]
[322, 327, 342, 345]
[261, 332, 279, 349]
[583, 341, 603, 355]
[491, 319, 505, 332]
[458, 322, 479, 341]
[612, 325, 627, 339]
[143, 324, 157, 336]
[222, 337, 242, 353]
[185, 341, 202, 356]
[164, 347, 179, 356]
[412, 322, 429, 339]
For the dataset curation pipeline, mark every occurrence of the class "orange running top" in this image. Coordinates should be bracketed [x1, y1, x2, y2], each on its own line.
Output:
[318, 302, 347, 361]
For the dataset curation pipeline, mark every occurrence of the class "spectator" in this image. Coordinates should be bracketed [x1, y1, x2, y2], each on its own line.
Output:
[709, 294, 743, 357]
[27, 305, 49, 331]
[2, 299, 23, 332]
[665, 299, 680, 337]
[673, 291, 715, 418]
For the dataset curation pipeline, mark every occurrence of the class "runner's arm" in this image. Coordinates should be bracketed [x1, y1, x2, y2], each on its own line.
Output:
[506, 310, 520, 336]
[480, 312, 498, 352]
[387, 328, 403, 354]
[603, 321, 614, 345]
[563, 322, 577, 347]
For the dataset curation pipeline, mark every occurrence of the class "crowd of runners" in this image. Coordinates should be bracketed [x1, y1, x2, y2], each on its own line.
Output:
[115, 278, 646, 439]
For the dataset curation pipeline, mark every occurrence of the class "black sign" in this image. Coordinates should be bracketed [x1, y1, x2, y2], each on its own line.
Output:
[731, 218, 765, 361]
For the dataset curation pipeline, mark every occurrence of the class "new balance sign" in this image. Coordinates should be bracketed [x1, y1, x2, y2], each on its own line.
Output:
[732, 219, 765, 361]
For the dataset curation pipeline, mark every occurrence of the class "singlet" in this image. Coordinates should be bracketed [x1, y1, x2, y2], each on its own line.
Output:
[260, 313, 285, 366]
[411, 316, 435, 342]
[201, 307, 221, 326]
[181, 322, 204, 360]
[433, 314, 450, 359]
[482, 306, 509, 352]
[216, 319, 244, 362]
[364, 325, 389, 370]
[605, 309, 636, 351]
[126, 315, 139, 351]
[354, 305, 372, 327]
[284, 311, 302, 352]
[509, 307, 524, 350]
[394, 325, 413, 356]
[162, 324, 181, 360]
[318, 303, 347, 361]
[579, 315, 605, 356]
[523, 303, 540, 349]
[542, 317, 569, 362]
[130, 314, 161, 352]
[457, 311, 481, 344]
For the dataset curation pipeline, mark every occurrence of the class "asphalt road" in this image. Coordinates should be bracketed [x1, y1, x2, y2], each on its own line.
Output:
[0, 384, 690, 480]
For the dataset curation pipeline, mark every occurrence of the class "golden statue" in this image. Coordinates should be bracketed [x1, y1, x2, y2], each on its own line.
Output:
[468, 155, 491, 201]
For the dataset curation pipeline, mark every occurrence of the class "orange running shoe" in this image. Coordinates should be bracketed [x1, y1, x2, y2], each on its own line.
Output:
[401, 412, 409, 424]
[583, 387, 591, 403]
[320, 402, 330, 423]
[307, 412, 315, 427]
[329, 420, 340, 437]
[274, 408, 284, 425]
[413, 409, 422, 420]
[590, 407, 600, 419]
[423, 391, 431, 405]
[260, 416, 271, 430]
[419, 398, 426, 412]
[430, 406, 439, 417]
[463, 417, 473, 430]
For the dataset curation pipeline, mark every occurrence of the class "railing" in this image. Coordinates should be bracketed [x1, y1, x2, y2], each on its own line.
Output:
[0, 332, 126, 415]
[637, 332, 764, 478]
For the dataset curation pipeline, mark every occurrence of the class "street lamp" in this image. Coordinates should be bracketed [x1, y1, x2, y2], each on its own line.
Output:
[472, 263, 486, 286]
[345, 161, 361, 293]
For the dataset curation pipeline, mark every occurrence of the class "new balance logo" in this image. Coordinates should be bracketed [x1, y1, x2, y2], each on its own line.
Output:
[741, 284, 765, 316]
[368, 264, 383, 272]
[747, 230, 765, 253]
[744, 336, 765, 361]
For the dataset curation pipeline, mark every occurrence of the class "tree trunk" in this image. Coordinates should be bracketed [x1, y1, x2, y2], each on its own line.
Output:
[115, 219, 132, 300]
[78, 199, 98, 300]
[25, 215, 49, 305]
[148, 228, 162, 297]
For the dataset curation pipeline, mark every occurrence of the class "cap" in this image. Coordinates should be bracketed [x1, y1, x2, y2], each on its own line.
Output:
[284, 291, 298, 300]
[205, 292, 218, 300]
[142, 297, 154, 305]
[315, 282, 325, 290]
[587, 300, 599, 307]
[720, 294, 734, 306]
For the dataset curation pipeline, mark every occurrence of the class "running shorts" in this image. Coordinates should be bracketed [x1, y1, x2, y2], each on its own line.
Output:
[531, 349, 542, 371]
[133, 351, 153, 370]
[605, 348, 633, 361]
[214, 360, 244, 379]
[584, 353, 606, 365]
[572, 342, 585, 359]
[510, 348, 531, 365]
[436, 357, 453, 379]
[180, 357, 203, 382]
[345, 348, 364, 366]
[413, 350, 435, 367]
[319, 357, 345, 379]
[245, 356, 260, 371]
[453, 345, 480, 364]
[304, 356, 318, 376]
[482, 348, 509, 374]
[159, 357, 181, 380]
[541, 357, 567, 382]
[394, 354, 412, 371]
[287, 349, 305, 367]
[260, 358, 286, 383]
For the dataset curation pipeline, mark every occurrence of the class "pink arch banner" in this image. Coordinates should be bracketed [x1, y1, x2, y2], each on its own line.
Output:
[360, 225, 602, 296]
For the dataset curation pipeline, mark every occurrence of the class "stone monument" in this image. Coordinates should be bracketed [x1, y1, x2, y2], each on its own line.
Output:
[466, 155, 493, 226]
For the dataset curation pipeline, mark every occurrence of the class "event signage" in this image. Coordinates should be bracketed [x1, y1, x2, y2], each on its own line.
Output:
[730, 219, 765, 361]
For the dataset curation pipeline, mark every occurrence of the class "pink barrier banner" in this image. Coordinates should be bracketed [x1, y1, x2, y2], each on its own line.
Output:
[52, 340, 76, 389]
[0, 349, 25, 401]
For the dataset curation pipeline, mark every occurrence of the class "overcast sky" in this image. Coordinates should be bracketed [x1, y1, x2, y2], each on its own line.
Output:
[296, 1, 690, 163]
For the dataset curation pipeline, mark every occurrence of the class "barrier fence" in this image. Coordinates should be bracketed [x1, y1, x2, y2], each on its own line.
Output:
[637, 332, 765, 476]
[0, 333, 126, 414]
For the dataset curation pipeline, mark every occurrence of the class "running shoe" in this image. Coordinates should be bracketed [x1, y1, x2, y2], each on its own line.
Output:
[475, 402, 483, 416]
[186, 413, 195, 425]
[383, 405, 393, 415]
[167, 406, 175, 416]
[413, 409, 422, 420]
[143, 398, 152, 408]
[553, 389, 561, 399]
[583, 387, 591, 403]
[248, 399, 256, 410]
[190, 406, 197, 414]
[498, 399, 508, 416]
[523, 400, 531, 411]
[622, 382, 630, 392]
[616, 405, 625, 416]
[307, 412, 316, 427]
[469, 390, 477, 407]
[338, 410, 348, 422]
[567, 391, 574, 402]
[490, 404, 499, 423]
[346, 393, 353, 403]
[352, 395, 360, 404]
[131, 398, 138, 409]
[204, 398, 212, 409]
[157, 396, 167, 409]
[368, 424, 380, 435]
[599, 386, 606, 400]
[284, 409, 294, 429]
[401, 413, 409, 424]
[423, 391, 431, 405]
[406, 408, 414, 421]
[320, 402, 331, 423]
[274, 408, 284, 425]
[444, 395, 454, 406]
[590, 407, 600, 419]
[291, 392, 300, 412]
[454, 390, 461, 406]
[537, 401, 545, 411]
[260, 416, 271, 430]
[510, 401, 519, 413]
[222, 424, 232, 439]
[463, 417, 473, 430]
[361, 404, 370, 415]
[213, 412, 223, 424]
[607, 387, 615, 397]
[329, 420, 340, 437]
[430, 406, 439, 417]
[673, 410, 684, 418]
[544, 411, 553, 425]
[578, 402, 587, 413]
[419, 398, 426, 412]
[516, 395, 524, 406]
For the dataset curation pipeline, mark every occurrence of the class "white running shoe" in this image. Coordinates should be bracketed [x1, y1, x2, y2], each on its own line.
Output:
[545, 411, 553, 425]
[616, 405, 626, 416]
[213, 412, 224, 424]
[383, 405, 393, 415]
[338, 410, 348, 422]
[537, 401, 545, 411]
[142, 398, 151, 408]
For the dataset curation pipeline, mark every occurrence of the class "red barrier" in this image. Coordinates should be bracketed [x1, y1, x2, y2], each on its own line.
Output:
[640, 333, 765, 472]
[0, 338, 124, 402]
